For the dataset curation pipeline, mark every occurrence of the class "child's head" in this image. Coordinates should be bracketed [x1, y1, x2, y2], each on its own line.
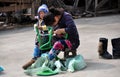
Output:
[37, 4, 49, 19]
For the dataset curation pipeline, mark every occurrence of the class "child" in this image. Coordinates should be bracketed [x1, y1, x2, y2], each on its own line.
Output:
[22, 4, 49, 69]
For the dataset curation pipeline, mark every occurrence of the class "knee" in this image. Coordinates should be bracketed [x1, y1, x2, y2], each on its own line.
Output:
[53, 41, 64, 50]
[33, 46, 40, 57]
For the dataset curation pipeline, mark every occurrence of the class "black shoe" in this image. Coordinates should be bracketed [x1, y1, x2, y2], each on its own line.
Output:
[98, 38, 112, 59]
[111, 38, 120, 59]
[99, 51, 112, 59]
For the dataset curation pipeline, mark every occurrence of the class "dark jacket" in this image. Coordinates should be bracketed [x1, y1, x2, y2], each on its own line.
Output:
[54, 12, 80, 50]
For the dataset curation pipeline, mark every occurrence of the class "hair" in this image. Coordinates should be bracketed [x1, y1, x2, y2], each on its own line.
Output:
[49, 7, 63, 16]
[43, 7, 64, 26]
[43, 12, 55, 26]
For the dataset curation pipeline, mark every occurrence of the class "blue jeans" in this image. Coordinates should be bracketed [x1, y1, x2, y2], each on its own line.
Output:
[33, 46, 41, 59]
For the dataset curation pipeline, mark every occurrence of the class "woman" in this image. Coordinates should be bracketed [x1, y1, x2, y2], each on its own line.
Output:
[43, 7, 80, 60]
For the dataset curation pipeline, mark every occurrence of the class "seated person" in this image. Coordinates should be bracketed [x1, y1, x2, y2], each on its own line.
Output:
[22, 4, 49, 69]
[43, 7, 80, 60]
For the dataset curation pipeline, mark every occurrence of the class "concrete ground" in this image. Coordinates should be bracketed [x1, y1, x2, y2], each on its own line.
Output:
[0, 14, 120, 77]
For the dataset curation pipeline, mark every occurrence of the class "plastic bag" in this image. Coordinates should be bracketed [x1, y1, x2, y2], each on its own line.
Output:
[66, 54, 87, 72]
[0, 66, 4, 72]
[54, 60, 67, 73]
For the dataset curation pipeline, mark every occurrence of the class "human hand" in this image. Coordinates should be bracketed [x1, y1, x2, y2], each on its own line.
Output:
[54, 28, 65, 35]
[38, 26, 43, 30]
[38, 25, 47, 30]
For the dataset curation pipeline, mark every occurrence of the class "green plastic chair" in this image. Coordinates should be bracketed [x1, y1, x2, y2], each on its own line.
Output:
[35, 26, 53, 51]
